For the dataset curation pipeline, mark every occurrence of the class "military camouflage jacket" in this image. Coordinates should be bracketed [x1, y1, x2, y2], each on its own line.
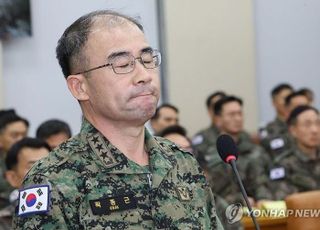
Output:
[13, 119, 223, 229]
[192, 125, 220, 165]
[269, 147, 320, 200]
[206, 135, 273, 203]
[0, 153, 13, 210]
[259, 117, 292, 159]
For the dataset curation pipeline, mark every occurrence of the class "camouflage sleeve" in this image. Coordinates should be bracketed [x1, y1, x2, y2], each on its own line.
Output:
[205, 176, 225, 230]
[12, 174, 79, 230]
[210, 190, 224, 230]
[184, 153, 224, 230]
[246, 150, 274, 200]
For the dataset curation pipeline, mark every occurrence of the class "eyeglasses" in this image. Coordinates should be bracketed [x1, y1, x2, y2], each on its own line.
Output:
[297, 120, 320, 129]
[73, 49, 161, 75]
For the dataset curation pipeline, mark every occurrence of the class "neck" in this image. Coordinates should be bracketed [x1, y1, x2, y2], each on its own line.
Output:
[277, 114, 286, 122]
[222, 131, 239, 143]
[84, 112, 148, 166]
[297, 142, 317, 159]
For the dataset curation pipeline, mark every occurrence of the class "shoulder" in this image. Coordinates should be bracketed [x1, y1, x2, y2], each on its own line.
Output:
[154, 137, 201, 171]
[25, 134, 91, 183]
[154, 136, 194, 158]
[192, 126, 218, 146]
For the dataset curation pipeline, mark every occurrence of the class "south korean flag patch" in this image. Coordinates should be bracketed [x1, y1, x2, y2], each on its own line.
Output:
[18, 185, 50, 217]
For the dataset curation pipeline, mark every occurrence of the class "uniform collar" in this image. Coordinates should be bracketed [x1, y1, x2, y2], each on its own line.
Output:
[294, 146, 320, 162]
[275, 117, 288, 131]
[237, 135, 254, 154]
[80, 119, 175, 179]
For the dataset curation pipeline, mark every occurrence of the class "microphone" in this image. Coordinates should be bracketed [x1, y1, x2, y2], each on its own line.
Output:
[216, 134, 260, 230]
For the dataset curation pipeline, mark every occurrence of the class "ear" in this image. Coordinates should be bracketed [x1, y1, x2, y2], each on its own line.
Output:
[215, 116, 222, 127]
[289, 125, 297, 138]
[207, 107, 214, 118]
[66, 75, 90, 101]
[5, 170, 19, 188]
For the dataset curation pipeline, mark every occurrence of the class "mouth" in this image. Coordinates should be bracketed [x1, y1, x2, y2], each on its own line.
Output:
[131, 92, 155, 99]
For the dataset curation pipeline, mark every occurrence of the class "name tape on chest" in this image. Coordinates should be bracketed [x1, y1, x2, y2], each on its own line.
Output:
[270, 138, 285, 150]
[269, 167, 286, 180]
[18, 185, 50, 217]
[259, 129, 268, 139]
[192, 135, 203, 146]
[89, 194, 137, 215]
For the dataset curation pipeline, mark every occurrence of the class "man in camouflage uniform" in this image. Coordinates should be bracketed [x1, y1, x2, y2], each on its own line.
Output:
[161, 125, 243, 230]
[13, 10, 223, 229]
[259, 83, 294, 159]
[0, 138, 50, 229]
[192, 91, 226, 164]
[0, 110, 29, 209]
[205, 96, 272, 205]
[269, 105, 320, 200]
[150, 104, 179, 135]
[285, 90, 311, 114]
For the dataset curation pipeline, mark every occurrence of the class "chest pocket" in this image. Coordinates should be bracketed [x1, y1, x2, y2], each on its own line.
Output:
[80, 193, 142, 229]
[78, 173, 152, 230]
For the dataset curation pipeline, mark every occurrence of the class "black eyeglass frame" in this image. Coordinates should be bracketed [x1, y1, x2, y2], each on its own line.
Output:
[73, 49, 161, 75]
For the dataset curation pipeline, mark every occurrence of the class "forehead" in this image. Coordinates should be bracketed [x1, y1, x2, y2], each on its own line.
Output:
[277, 89, 292, 98]
[222, 101, 242, 112]
[297, 110, 319, 122]
[291, 95, 308, 103]
[19, 147, 49, 161]
[164, 133, 190, 145]
[85, 17, 148, 57]
[4, 121, 27, 132]
[159, 107, 177, 116]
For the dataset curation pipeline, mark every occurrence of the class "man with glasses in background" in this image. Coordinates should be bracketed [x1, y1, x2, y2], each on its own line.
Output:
[13, 10, 223, 229]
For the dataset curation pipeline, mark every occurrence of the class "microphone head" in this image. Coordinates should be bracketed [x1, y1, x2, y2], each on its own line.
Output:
[216, 134, 239, 163]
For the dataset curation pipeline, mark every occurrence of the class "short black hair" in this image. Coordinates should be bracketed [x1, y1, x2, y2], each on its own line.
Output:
[214, 95, 243, 116]
[5, 137, 50, 170]
[285, 90, 308, 107]
[0, 109, 15, 118]
[36, 119, 72, 140]
[287, 105, 319, 126]
[299, 87, 314, 102]
[206, 91, 227, 108]
[56, 10, 144, 78]
[158, 125, 187, 138]
[0, 110, 29, 133]
[151, 104, 179, 120]
[271, 83, 293, 98]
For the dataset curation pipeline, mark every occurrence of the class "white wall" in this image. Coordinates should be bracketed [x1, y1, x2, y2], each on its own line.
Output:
[254, 0, 320, 126]
[2, 0, 159, 136]
[163, 0, 258, 136]
[0, 42, 3, 108]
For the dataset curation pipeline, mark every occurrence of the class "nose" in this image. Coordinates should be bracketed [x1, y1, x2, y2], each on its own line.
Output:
[132, 61, 153, 85]
[311, 124, 320, 134]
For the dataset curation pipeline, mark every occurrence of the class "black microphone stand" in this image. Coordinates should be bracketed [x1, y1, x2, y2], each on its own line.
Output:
[229, 160, 260, 230]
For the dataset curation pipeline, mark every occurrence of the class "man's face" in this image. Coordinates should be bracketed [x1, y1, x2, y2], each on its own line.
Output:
[288, 96, 310, 114]
[0, 121, 28, 152]
[273, 88, 293, 118]
[290, 110, 320, 149]
[152, 107, 178, 133]
[45, 132, 70, 150]
[6, 147, 49, 188]
[74, 21, 160, 126]
[217, 101, 243, 135]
